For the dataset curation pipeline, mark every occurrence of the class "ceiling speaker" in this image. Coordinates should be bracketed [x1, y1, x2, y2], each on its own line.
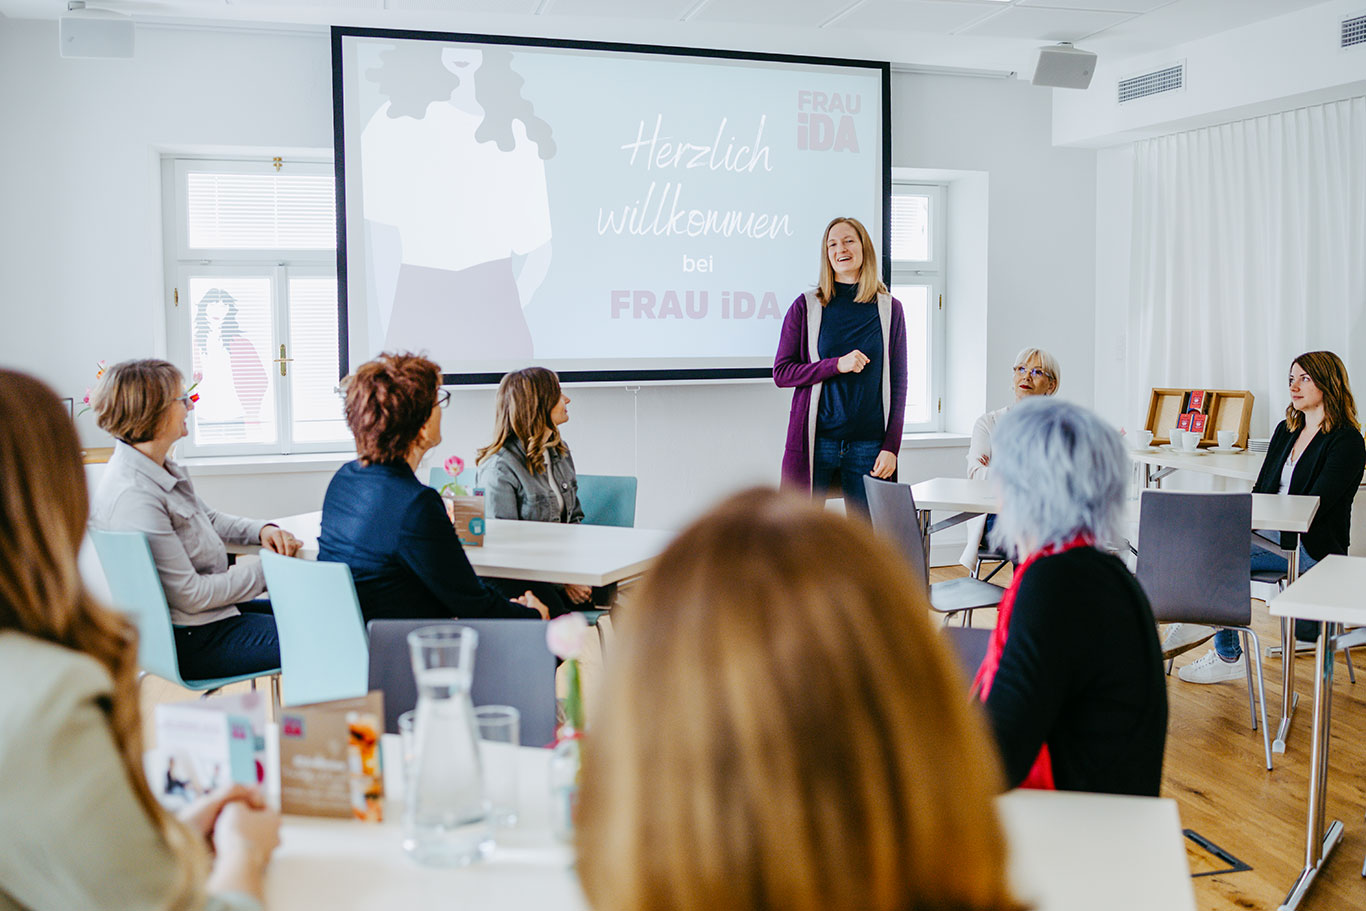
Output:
[59, 8, 134, 59]
[1032, 43, 1096, 90]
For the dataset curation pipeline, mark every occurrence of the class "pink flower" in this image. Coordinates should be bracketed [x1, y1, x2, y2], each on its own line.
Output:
[82, 388, 91, 405]
[444, 454, 465, 479]
[546, 613, 590, 660]
[193, 370, 204, 383]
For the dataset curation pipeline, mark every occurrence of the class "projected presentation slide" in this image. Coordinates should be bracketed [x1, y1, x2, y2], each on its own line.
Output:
[335, 29, 887, 383]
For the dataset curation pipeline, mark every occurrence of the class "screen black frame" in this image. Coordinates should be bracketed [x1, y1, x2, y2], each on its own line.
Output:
[332, 25, 892, 386]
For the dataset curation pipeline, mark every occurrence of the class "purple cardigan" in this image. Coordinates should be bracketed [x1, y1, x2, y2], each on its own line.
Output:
[774, 290, 908, 491]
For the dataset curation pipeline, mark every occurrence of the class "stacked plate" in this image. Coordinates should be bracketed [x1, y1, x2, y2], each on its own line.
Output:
[1247, 438, 1270, 454]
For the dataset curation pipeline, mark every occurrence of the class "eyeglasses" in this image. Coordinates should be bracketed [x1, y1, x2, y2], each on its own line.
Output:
[436, 389, 451, 409]
[173, 394, 194, 407]
[1013, 366, 1051, 380]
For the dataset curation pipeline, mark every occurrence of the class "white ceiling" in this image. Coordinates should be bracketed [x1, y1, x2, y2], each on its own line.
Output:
[0, 0, 1333, 72]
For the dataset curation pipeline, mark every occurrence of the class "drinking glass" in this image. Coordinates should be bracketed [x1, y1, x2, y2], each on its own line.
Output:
[475, 705, 521, 827]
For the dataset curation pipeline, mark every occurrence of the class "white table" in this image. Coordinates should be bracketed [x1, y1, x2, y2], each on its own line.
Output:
[1130, 447, 1265, 486]
[237, 512, 675, 588]
[910, 477, 1320, 751]
[1268, 555, 1366, 910]
[269, 746, 1196, 911]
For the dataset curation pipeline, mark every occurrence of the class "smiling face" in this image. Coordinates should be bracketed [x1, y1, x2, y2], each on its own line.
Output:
[826, 222, 864, 282]
[1288, 362, 1323, 413]
[1012, 357, 1055, 400]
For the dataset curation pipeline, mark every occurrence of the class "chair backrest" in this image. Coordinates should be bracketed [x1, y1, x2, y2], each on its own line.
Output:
[366, 618, 557, 747]
[1135, 490, 1252, 626]
[428, 465, 476, 491]
[577, 474, 637, 528]
[941, 626, 991, 684]
[87, 529, 184, 686]
[863, 476, 931, 594]
[260, 551, 370, 707]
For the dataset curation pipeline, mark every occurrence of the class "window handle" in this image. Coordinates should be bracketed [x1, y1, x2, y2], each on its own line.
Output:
[272, 344, 294, 377]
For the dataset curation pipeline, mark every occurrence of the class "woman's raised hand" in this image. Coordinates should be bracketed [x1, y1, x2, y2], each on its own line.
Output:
[837, 350, 870, 374]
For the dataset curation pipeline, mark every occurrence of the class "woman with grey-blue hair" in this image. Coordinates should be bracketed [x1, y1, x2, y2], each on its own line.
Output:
[971, 397, 1168, 796]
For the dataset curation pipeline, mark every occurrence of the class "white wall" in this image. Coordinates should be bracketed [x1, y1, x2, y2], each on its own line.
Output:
[0, 20, 1099, 541]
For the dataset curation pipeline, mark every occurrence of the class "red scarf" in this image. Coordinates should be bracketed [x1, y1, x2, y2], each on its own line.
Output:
[972, 532, 1094, 791]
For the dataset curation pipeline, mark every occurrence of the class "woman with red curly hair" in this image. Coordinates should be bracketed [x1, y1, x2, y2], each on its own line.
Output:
[318, 352, 548, 623]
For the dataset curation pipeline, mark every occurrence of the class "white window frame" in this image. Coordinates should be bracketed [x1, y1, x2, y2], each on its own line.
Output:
[163, 156, 349, 457]
[890, 181, 946, 433]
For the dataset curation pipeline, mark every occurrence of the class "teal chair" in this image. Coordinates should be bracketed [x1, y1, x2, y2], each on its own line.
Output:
[428, 465, 476, 491]
[88, 529, 279, 695]
[260, 551, 370, 708]
[578, 474, 638, 528]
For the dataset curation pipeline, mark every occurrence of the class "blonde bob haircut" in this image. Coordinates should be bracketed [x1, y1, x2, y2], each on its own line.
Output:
[91, 359, 183, 445]
[577, 488, 1021, 911]
[816, 216, 887, 305]
[1014, 347, 1061, 395]
[1286, 350, 1359, 434]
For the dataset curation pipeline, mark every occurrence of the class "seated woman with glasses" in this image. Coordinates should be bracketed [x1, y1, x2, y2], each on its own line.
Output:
[2, 369, 280, 911]
[577, 488, 1021, 911]
[958, 347, 1061, 571]
[90, 359, 299, 680]
[318, 352, 548, 623]
[978, 398, 1167, 795]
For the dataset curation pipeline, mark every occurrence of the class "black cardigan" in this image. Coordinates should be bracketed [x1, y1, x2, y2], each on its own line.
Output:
[1253, 421, 1365, 559]
[984, 547, 1168, 797]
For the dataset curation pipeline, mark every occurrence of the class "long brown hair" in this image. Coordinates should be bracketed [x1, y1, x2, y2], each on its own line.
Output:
[577, 488, 1020, 911]
[475, 366, 566, 474]
[0, 370, 207, 909]
[816, 216, 887, 305]
[1286, 350, 1360, 434]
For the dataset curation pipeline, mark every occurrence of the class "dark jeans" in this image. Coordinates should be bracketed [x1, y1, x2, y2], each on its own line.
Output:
[1213, 542, 1320, 660]
[812, 436, 882, 518]
[174, 599, 280, 680]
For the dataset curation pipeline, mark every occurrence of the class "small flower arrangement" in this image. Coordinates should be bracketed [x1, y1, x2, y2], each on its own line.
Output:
[439, 454, 470, 497]
[76, 360, 107, 416]
[546, 612, 589, 733]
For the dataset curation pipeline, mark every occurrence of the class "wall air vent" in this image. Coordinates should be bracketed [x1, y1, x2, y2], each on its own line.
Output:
[1117, 63, 1184, 104]
[1343, 13, 1366, 48]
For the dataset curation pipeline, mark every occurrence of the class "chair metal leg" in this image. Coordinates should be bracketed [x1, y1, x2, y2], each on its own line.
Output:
[1166, 656, 1175, 676]
[981, 561, 1006, 584]
[1242, 629, 1257, 731]
[971, 557, 983, 580]
[1345, 646, 1356, 685]
[963, 609, 975, 628]
[270, 674, 282, 719]
[1244, 627, 1273, 771]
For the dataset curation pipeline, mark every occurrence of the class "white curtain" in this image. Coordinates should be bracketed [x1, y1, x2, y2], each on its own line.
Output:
[1130, 96, 1366, 438]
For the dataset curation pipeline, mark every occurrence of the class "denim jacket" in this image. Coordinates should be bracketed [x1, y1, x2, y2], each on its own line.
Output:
[477, 438, 584, 524]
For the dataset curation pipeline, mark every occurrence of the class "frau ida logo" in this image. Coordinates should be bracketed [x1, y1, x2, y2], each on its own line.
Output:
[282, 716, 305, 738]
[796, 91, 860, 152]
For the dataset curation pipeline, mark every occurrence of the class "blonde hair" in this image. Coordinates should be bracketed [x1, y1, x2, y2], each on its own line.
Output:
[1014, 347, 1061, 395]
[0, 370, 207, 910]
[475, 367, 566, 474]
[92, 359, 184, 444]
[1287, 350, 1359, 434]
[816, 216, 887, 305]
[577, 488, 1020, 911]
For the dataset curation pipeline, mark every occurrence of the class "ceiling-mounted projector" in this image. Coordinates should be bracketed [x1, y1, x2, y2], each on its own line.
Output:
[60, 1, 134, 59]
[1031, 43, 1096, 90]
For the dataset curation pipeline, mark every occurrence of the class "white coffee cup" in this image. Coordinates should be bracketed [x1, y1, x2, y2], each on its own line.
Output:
[1182, 432, 1200, 452]
[1217, 430, 1236, 449]
[1170, 429, 1185, 449]
[1136, 429, 1154, 449]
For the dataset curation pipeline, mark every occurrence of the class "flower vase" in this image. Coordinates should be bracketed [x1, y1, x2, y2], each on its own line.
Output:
[549, 725, 581, 843]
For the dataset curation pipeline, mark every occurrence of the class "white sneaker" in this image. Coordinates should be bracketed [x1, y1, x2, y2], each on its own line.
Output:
[1178, 648, 1246, 684]
[1161, 623, 1216, 659]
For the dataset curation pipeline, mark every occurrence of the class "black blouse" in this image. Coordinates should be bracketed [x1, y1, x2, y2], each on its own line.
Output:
[1252, 421, 1365, 559]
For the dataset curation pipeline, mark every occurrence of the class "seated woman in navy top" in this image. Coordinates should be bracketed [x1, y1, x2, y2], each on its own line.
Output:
[318, 352, 547, 624]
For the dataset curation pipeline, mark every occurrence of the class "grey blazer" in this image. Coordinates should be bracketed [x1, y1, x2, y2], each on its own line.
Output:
[477, 439, 584, 524]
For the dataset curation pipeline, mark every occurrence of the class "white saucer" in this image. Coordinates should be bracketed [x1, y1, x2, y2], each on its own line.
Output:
[1160, 444, 1206, 455]
[1209, 445, 1244, 452]
[1129, 446, 1158, 453]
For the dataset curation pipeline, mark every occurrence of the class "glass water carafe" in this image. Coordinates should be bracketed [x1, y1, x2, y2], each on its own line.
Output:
[402, 625, 493, 866]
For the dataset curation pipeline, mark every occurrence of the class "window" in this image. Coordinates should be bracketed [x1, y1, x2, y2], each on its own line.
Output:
[164, 158, 349, 456]
[889, 182, 945, 432]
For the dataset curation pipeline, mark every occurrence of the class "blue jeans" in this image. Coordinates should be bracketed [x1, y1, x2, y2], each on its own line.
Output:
[1213, 542, 1319, 660]
[812, 437, 882, 517]
[174, 599, 280, 680]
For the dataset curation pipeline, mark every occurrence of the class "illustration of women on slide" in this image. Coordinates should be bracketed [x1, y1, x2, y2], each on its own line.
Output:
[193, 288, 267, 440]
[362, 43, 557, 366]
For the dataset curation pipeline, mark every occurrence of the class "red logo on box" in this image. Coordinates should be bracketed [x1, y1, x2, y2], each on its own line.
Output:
[1190, 413, 1207, 433]
[1189, 390, 1206, 411]
[1177, 413, 1192, 430]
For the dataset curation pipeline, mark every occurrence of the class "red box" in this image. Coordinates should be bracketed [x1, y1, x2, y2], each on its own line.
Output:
[1177, 413, 1192, 430]
[1190, 413, 1207, 433]
[1188, 390, 1206, 411]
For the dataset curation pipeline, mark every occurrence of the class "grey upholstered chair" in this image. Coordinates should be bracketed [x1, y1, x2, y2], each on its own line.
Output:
[863, 476, 1005, 625]
[1134, 490, 1272, 770]
[366, 618, 557, 748]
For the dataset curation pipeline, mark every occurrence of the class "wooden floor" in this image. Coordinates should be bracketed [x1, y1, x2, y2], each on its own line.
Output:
[140, 570, 1366, 910]
[929, 563, 1366, 911]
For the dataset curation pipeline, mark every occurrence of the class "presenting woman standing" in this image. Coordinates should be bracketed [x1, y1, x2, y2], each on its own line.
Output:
[774, 217, 907, 516]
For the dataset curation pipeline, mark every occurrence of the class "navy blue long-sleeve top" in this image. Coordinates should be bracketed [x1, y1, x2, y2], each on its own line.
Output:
[318, 460, 538, 624]
[816, 281, 885, 441]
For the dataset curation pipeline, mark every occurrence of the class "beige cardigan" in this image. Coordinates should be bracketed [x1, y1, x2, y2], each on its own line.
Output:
[0, 632, 258, 911]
